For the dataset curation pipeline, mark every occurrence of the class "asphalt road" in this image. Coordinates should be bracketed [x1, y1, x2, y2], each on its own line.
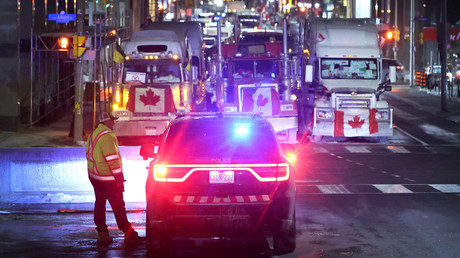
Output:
[1, 84, 460, 257]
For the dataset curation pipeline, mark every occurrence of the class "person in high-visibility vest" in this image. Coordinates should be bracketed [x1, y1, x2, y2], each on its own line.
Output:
[86, 112, 142, 246]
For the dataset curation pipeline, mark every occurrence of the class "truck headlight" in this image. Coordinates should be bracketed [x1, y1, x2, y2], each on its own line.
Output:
[375, 110, 389, 120]
[316, 109, 333, 119]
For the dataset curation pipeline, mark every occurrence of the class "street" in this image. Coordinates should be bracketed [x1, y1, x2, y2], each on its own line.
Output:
[2, 0, 460, 256]
[1, 85, 460, 257]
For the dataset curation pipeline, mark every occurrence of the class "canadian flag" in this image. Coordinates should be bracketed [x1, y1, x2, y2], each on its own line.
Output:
[316, 33, 325, 42]
[334, 109, 379, 137]
[241, 87, 280, 116]
[127, 87, 176, 113]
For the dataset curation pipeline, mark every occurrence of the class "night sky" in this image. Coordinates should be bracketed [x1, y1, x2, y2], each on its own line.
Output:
[447, 0, 460, 24]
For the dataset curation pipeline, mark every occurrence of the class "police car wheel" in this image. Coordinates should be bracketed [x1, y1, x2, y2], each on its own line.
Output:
[146, 210, 168, 252]
[273, 217, 296, 255]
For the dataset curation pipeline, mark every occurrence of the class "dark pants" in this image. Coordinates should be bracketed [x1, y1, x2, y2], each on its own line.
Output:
[90, 178, 132, 233]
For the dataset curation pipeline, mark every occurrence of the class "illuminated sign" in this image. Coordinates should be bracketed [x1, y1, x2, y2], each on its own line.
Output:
[48, 11, 76, 24]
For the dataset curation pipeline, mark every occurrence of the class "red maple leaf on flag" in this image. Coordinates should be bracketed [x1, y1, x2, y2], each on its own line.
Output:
[256, 93, 269, 107]
[139, 89, 161, 106]
[348, 115, 365, 130]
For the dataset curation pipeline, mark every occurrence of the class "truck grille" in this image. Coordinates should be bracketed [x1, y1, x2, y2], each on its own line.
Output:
[337, 98, 371, 108]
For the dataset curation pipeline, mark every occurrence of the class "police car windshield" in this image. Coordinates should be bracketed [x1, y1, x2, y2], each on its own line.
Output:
[161, 118, 283, 164]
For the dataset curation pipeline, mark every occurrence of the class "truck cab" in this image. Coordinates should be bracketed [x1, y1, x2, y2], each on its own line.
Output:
[299, 18, 393, 141]
[109, 30, 193, 145]
[209, 32, 298, 143]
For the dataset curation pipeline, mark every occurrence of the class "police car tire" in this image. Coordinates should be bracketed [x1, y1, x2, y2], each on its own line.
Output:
[146, 210, 168, 252]
[273, 216, 296, 255]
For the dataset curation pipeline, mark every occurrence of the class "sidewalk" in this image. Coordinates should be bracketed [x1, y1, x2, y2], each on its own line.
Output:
[0, 111, 84, 148]
[1, 83, 460, 148]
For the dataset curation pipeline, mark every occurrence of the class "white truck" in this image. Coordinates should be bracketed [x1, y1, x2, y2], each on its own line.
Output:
[298, 18, 394, 142]
[109, 29, 198, 144]
[143, 21, 207, 84]
[226, 1, 246, 13]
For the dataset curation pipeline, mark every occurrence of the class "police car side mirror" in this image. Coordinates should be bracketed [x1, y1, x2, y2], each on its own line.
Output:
[140, 144, 158, 160]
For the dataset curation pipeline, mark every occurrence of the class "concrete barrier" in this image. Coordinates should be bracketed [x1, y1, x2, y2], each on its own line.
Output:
[0, 147, 150, 203]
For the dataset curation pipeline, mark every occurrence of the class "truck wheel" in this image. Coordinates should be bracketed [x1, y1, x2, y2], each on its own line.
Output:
[273, 217, 296, 255]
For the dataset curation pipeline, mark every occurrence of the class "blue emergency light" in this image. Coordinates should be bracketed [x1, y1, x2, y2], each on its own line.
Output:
[234, 123, 251, 138]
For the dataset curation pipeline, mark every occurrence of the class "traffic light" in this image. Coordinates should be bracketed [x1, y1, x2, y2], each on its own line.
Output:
[72, 35, 87, 58]
[417, 32, 424, 45]
[58, 37, 70, 50]
[394, 29, 400, 42]
[298, 2, 307, 18]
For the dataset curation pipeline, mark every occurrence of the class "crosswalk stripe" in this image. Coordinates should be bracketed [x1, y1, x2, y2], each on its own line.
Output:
[387, 146, 410, 153]
[419, 124, 460, 143]
[373, 184, 413, 193]
[317, 184, 351, 194]
[429, 184, 460, 193]
[312, 146, 328, 153]
[296, 183, 460, 194]
[344, 146, 371, 153]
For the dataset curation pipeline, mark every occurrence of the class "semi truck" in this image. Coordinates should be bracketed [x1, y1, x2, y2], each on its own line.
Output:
[297, 18, 394, 142]
[109, 28, 204, 144]
[209, 26, 298, 144]
[143, 21, 206, 83]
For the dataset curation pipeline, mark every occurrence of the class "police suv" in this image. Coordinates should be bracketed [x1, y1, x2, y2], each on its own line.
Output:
[140, 113, 296, 254]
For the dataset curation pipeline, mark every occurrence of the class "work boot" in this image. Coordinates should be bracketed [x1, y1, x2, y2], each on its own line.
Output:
[124, 228, 143, 246]
[97, 230, 113, 245]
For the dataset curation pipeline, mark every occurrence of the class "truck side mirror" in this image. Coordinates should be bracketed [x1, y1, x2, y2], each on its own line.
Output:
[192, 66, 198, 81]
[389, 66, 397, 83]
[305, 65, 313, 83]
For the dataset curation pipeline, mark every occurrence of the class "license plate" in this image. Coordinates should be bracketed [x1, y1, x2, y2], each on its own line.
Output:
[209, 170, 234, 184]
[145, 127, 157, 135]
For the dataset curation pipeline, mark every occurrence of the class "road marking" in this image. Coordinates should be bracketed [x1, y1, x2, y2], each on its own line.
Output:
[429, 184, 460, 193]
[394, 125, 429, 146]
[387, 146, 410, 153]
[373, 184, 412, 193]
[312, 146, 328, 153]
[295, 183, 460, 194]
[419, 124, 460, 143]
[317, 184, 351, 194]
[345, 146, 371, 153]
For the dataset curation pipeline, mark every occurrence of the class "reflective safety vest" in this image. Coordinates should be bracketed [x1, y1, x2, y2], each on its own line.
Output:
[86, 124, 123, 182]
